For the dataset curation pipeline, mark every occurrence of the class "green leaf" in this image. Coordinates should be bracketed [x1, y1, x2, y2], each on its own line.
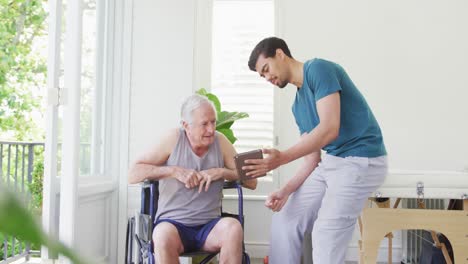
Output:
[217, 121, 234, 130]
[205, 93, 221, 112]
[31, 15, 42, 24]
[0, 0, 47, 141]
[216, 111, 249, 129]
[0, 190, 44, 245]
[196, 88, 208, 96]
[0, 187, 90, 264]
[196, 88, 249, 145]
[196, 88, 221, 112]
[217, 128, 237, 144]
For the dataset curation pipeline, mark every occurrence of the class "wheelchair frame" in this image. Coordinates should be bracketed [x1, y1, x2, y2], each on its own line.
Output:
[134, 180, 251, 264]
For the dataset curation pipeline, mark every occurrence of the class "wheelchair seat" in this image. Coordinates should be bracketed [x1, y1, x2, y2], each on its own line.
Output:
[135, 180, 251, 264]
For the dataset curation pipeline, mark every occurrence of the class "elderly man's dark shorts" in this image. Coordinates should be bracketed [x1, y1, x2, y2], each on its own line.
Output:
[154, 217, 221, 252]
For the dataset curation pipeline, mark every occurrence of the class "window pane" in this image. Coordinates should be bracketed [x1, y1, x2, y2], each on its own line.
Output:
[211, 0, 275, 155]
[80, 0, 106, 176]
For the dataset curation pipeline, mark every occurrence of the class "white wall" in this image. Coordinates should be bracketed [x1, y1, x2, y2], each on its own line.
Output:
[277, 0, 468, 172]
[276, 0, 468, 261]
[129, 0, 195, 159]
[127, 0, 196, 214]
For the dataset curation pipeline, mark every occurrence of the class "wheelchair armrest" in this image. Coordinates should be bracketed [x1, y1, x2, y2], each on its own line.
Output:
[222, 181, 245, 227]
[223, 180, 241, 190]
[140, 180, 159, 217]
[144, 180, 241, 189]
[142, 179, 157, 187]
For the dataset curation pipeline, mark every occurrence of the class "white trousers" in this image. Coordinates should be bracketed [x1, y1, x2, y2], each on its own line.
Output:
[268, 154, 388, 264]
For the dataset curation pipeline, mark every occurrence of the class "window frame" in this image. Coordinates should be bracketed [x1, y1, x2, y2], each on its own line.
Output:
[194, 0, 282, 196]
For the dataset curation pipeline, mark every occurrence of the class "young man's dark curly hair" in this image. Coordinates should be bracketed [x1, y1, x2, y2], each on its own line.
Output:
[248, 37, 293, 71]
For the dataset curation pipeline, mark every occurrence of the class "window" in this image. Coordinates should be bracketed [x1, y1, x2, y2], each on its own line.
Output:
[55, 0, 109, 177]
[211, 0, 275, 194]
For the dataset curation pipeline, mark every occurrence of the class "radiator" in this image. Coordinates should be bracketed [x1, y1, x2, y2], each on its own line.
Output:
[401, 198, 446, 264]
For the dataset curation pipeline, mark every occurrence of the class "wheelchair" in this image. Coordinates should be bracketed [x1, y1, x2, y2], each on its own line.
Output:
[128, 180, 251, 264]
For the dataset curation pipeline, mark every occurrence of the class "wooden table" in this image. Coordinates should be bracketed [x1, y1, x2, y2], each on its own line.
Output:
[358, 171, 468, 264]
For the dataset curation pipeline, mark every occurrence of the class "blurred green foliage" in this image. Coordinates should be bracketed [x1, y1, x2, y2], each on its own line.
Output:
[0, 185, 89, 264]
[0, 0, 47, 141]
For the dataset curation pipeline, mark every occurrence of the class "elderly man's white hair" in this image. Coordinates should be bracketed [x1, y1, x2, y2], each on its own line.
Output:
[180, 94, 217, 124]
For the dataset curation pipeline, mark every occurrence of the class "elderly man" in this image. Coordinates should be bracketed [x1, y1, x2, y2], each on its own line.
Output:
[128, 94, 256, 264]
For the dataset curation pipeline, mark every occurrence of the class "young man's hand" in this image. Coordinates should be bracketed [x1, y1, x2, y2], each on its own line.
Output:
[244, 148, 286, 177]
[265, 189, 290, 212]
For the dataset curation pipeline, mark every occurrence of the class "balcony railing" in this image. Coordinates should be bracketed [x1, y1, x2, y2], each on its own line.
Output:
[0, 141, 44, 264]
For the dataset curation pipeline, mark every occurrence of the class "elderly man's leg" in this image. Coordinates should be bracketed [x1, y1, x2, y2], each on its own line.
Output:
[153, 222, 184, 264]
[202, 217, 243, 264]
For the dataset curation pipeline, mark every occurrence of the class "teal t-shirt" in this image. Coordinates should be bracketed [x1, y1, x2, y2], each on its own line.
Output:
[292, 58, 386, 158]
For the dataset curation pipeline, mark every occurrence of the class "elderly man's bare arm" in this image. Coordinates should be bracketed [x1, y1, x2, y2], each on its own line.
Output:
[219, 132, 257, 190]
[128, 129, 201, 189]
[197, 132, 257, 192]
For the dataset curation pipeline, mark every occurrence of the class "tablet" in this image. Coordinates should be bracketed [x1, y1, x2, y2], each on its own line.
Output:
[234, 149, 266, 180]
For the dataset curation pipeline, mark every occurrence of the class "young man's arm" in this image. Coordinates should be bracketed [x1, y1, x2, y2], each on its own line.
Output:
[128, 128, 201, 189]
[265, 141, 321, 212]
[244, 92, 340, 177]
[283, 92, 340, 162]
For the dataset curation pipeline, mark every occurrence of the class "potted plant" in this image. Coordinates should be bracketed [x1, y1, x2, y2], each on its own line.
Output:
[196, 88, 248, 144]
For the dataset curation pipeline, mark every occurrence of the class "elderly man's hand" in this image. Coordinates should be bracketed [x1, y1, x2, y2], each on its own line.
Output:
[198, 168, 222, 193]
[173, 167, 201, 189]
[243, 148, 285, 177]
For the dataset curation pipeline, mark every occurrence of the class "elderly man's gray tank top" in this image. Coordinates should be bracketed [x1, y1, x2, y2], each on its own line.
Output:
[156, 129, 224, 226]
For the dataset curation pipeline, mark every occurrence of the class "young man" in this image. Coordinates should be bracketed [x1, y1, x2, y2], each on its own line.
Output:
[128, 94, 256, 264]
[245, 37, 388, 263]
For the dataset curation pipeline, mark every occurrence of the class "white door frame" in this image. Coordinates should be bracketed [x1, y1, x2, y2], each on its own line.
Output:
[59, 0, 82, 261]
[114, 0, 134, 262]
[43, 0, 133, 263]
[42, 0, 62, 260]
